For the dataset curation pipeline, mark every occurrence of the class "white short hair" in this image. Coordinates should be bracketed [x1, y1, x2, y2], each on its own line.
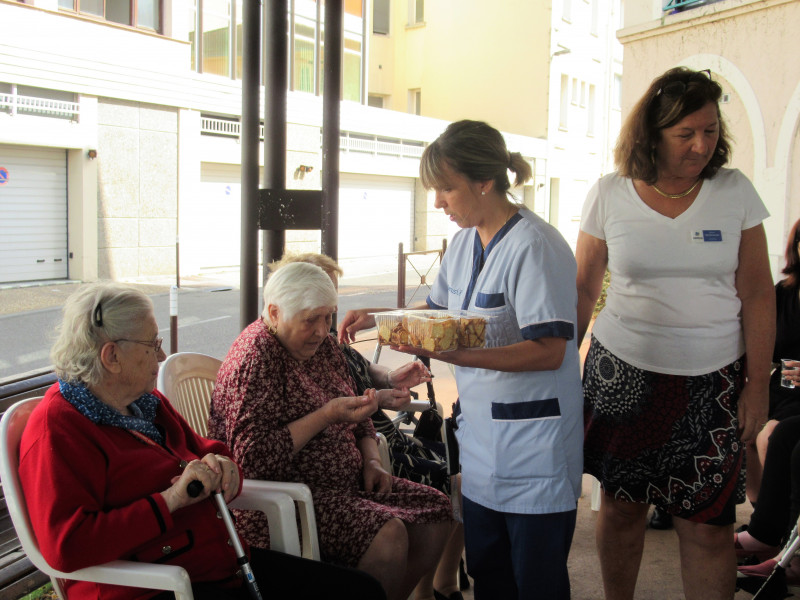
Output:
[51, 281, 154, 386]
[262, 262, 337, 323]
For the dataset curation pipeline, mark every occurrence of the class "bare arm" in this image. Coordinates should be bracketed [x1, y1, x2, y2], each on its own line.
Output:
[338, 302, 429, 344]
[287, 390, 378, 454]
[396, 337, 567, 373]
[575, 230, 609, 345]
[735, 223, 776, 442]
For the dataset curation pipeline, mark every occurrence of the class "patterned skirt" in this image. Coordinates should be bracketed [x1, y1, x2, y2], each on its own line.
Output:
[583, 336, 746, 522]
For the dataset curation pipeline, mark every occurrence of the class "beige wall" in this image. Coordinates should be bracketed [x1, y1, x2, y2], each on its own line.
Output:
[369, 0, 552, 138]
[618, 0, 800, 269]
[97, 99, 178, 279]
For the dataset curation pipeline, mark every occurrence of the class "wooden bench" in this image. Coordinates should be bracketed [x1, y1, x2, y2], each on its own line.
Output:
[0, 370, 57, 600]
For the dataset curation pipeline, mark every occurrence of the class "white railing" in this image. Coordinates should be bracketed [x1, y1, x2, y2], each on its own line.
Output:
[200, 115, 425, 159]
[0, 93, 80, 120]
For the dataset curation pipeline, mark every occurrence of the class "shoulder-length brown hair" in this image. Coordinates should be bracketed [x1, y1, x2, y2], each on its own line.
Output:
[614, 67, 731, 184]
[781, 218, 800, 289]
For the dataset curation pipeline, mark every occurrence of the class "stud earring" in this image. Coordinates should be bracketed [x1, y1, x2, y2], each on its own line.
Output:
[481, 191, 486, 196]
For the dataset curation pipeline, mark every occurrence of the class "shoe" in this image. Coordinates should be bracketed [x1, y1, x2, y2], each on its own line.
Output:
[739, 559, 800, 586]
[458, 558, 470, 591]
[735, 531, 780, 563]
[648, 507, 673, 530]
[433, 590, 464, 600]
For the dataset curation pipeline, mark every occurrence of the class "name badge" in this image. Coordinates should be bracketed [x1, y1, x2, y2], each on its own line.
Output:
[691, 229, 723, 243]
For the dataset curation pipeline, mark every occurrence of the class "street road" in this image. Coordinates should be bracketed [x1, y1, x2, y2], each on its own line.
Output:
[0, 285, 403, 381]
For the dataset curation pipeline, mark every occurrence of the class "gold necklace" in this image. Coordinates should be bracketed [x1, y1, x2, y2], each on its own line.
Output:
[651, 179, 701, 199]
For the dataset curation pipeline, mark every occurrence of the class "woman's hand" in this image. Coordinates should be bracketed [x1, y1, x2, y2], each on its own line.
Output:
[362, 457, 392, 493]
[737, 382, 769, 443]
[781, 360, 800, 385]
[376, 387, 413, 410]
[161, 455, 223, 513]
[325, 389, 379, 424]
[338, 309, 378, 344]
[212, 454, 241, 503]
[387, 361, 432, 389]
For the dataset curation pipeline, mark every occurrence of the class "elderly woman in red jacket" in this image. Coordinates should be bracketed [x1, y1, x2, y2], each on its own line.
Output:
[18, 281, 384, 600]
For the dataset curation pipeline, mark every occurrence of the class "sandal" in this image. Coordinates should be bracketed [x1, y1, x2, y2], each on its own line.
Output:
[735, 532, 780, 563]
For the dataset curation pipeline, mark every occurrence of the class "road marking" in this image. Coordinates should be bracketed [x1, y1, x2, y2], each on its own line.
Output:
[159, 315, 230, 333]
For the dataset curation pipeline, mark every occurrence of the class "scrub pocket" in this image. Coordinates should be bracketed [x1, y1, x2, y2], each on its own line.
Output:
[490, 398, 565, 479]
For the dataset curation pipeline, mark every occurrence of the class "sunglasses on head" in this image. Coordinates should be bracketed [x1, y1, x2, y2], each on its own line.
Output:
[657, 69, 712, 98]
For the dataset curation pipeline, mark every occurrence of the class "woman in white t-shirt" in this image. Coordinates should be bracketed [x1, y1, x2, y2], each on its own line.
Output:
[575, 67, 775, 600]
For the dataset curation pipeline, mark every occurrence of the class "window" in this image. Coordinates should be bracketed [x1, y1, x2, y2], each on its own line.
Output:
[59, 0, 161, 30]
[187, 1, 364, 102]
[373, 0, 390, 34]
[409, 89, 421, 115]
[613, 74, 622, 110]
[409, 0, 423, 25]
[590, 0, 598, 36]
[559, 74, 569, 130]
[202, 0, 231, 77]
[571, 78, 578, 105]
[562, 0, 571, 22]
[580, 81, 586, 107]
[368, 95, 385, 109]
[587, 84, 596, 135]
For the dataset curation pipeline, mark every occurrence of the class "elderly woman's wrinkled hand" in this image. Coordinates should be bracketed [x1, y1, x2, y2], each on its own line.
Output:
[387, 360, 432, 389]
[209, 453, 241, 503]
[161, 456, 223, 513]
[362, 457, 392, 493]
[326, 389, 379, 424]
[376, 387, 413, 411]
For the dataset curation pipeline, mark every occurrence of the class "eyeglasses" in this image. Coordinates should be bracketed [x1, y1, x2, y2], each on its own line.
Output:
[657, 69, 712, 98]
[114, 337, 164, 353]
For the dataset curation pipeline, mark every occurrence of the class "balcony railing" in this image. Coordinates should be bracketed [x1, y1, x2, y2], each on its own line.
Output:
[0, 92, 80, 121]
[200, 115, 426, 159]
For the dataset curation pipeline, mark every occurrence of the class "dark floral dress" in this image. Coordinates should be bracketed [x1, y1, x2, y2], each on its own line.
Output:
[208, 319, 452, 567]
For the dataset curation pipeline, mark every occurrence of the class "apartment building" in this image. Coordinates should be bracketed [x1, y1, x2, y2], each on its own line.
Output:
[618, 0, 800, 275]
[0, 0, 622, 285]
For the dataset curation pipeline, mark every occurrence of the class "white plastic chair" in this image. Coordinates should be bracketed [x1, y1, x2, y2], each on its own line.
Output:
[157, 351, 320, 560]
[157, 352, 221, 437]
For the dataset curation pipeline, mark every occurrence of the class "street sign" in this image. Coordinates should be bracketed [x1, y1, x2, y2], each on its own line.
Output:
[0, 166, 8, 186]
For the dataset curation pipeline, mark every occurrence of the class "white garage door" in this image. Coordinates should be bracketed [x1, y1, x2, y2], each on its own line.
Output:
[190, 163, 244, 272]
[189, 167, 413, 278]
[0, 145, 67, 283]
[339, 174, 413, 279]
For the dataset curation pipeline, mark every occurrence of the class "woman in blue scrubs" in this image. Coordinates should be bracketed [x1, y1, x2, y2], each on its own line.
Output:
[339, 120, 584, 600]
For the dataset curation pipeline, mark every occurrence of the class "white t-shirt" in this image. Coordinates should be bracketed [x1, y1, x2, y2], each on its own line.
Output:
[580, 168, 769, 375]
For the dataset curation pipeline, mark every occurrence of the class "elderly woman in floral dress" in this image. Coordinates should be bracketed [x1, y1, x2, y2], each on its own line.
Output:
[208, 262, 452, 600]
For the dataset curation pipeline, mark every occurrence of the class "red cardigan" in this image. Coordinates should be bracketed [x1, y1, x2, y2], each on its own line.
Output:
[19, 384, 245, 600]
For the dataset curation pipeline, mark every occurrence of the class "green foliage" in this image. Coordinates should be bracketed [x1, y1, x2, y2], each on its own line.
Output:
[19, 583, 56, 600]
[592, 270, 611, 318]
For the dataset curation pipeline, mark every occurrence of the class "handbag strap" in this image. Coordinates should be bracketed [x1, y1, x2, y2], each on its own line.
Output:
[416, 355, 437, 409]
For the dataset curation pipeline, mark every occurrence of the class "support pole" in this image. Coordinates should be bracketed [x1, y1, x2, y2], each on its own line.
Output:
[321, 0, 342, 262]
[262, 0, 289, 284]
[239, 0, 262, 329]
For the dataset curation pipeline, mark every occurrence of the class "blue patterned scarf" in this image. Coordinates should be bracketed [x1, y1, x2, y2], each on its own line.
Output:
[58, 379, 164, 445]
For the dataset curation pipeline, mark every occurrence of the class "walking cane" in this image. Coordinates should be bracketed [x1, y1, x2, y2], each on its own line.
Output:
[187, 480, 264, 600]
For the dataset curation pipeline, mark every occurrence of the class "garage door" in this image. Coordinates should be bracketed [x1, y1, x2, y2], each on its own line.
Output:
[0, 145, 67, 283]
[189, 167, 413, 278]
[190, 163, 244, 273]
[339, 174, 413, 279]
